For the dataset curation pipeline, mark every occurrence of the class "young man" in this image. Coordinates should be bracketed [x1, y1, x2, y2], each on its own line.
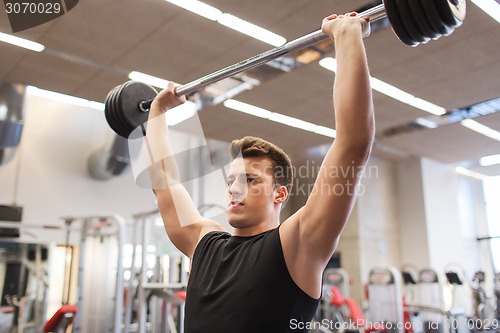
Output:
[146, 12, 374, 332]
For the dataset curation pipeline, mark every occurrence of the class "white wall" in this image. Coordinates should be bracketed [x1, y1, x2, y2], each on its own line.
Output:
[0, 94, 165, 243]
[457, 175, 495, 297]
[395, 158, 431, 268]
[335, 202, 363, 303]
[456, 177, 483, 274]
[358, 156, 401, 272]
[421, 158, 466, 273]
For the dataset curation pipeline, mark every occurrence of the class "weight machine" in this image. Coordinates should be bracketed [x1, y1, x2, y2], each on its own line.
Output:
[60, 215, 126, 333]
[123, 209, 187, 333]
[0, 243, 49, 333]
[367, 266, 404, 333]
[403, 268, 469, 333]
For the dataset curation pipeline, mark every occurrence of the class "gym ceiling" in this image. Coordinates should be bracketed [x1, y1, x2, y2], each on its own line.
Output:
[0, 0, 499, 175]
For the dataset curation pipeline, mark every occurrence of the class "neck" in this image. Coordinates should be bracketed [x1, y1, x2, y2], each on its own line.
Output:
[233, 224, 278, 237]
[233, 215, 280, 237]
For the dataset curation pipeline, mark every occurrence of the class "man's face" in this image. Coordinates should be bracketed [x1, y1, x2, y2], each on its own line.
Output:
[226, 156, 279, 229]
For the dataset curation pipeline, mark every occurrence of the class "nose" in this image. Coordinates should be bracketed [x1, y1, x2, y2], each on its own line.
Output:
[228, 179, 241, 195]
[228, 178, 247, 197]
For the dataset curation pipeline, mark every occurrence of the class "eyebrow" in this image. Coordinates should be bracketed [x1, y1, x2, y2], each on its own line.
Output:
[227, 172, 260, 179]
[245, 173, 259, 177]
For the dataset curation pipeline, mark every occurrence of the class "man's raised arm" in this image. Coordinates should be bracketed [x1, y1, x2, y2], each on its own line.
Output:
[297, 13, 375, 265]
[146, 82, 224, 258]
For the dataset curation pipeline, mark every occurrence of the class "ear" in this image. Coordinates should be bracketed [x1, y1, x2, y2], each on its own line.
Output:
[274, 186, 288, 204]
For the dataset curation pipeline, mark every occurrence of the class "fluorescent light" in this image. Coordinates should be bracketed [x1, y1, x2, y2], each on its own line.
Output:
[0, 32, 44, 52]
[26, 86, 105, 111]
[223, 99, 272, 118]
[461, 119, 500, 141]
[26, 86, 89, 107]
[165, 0, 222, 20]
[455, 166, 488, 180]
[223, 99, 336, 138]
[471, 0, 500, 24]
[480, 154, 500, 167]
[268, 113, 318, 132]
[25, 85, 194, 126]
[89, 101, 105, 111]
[319, 57, 446, 116]
[369, 76, 446, 114]
[217, 13, 286, 47]
[164, 0, 286, 46]
[319, 57, 337, 72]
[165, 101, 197, 126]
[370, 77, 415, 101]
[407, 98, 446, 115]
[368, 77, 447, 115]
[314, 126, 337, 138]
[129, 71, 169, 89]
[370, 77, 445, 115]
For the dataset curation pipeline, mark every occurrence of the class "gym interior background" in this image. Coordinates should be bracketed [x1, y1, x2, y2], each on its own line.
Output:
[0, 0, 499, 331]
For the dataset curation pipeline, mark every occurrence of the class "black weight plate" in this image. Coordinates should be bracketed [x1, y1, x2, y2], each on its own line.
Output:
[383, 0, 417, 46]
[396, 0, 430, 44]
[407, 0, 441, 39]
[114, 84, 135, 138]
[104, 86, 117, 131]
[110, 83, 130, 138]
[117, 81, 152, 137]
[110, 86, 128, 137]
[114, 81, 136, 138]
[104, 85, 122, 136]
[420, 0, 454, 36]
[117, 81, 158, 138]
[435, 0, 466, 30]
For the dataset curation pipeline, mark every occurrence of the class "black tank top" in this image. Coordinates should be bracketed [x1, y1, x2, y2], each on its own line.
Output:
[184, 227, 320, 333]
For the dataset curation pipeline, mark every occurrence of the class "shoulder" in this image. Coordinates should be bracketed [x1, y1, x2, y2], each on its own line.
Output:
[193, 229, 231, 256]
[198, 229, 231, 247]
[201, 229, 231, 242]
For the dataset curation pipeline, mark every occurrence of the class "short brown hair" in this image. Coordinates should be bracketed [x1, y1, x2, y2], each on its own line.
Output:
[229, 136, 294, 195]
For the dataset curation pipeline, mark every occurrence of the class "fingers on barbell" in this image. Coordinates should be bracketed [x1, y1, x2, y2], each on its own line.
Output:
[325, 12, 358, 21]
[325, 13, 338, 21]
[323, 12, 370, 38]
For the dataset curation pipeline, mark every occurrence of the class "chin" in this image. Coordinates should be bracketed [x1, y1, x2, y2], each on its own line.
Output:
[227, 218, 242, 228]
[227, 216, 248, 229]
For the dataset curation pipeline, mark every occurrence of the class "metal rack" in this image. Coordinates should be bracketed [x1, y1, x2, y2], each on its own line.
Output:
[123, 210, 187, 333]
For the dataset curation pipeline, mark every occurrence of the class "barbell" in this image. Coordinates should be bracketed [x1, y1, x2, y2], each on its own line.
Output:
[105, 0, 466, 138]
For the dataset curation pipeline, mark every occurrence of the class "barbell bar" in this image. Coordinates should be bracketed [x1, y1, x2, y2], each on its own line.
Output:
[105, 0, 466, 138]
